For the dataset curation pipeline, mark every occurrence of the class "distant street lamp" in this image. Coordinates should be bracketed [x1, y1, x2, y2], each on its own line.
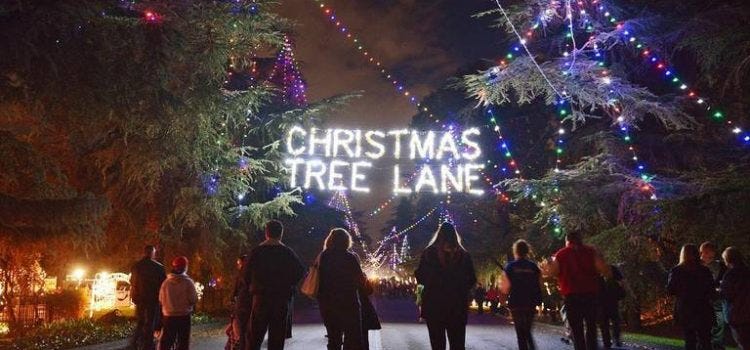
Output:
[71, 267, 86, 287]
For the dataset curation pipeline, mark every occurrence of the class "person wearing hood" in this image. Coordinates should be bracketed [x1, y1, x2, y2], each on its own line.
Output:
[159, 256, 198, 350]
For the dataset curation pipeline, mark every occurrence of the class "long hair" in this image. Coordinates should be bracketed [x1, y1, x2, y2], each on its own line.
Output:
[427, 222, 465, 251]
[678, 244, 700, 266]
[324, 228, 352, 251]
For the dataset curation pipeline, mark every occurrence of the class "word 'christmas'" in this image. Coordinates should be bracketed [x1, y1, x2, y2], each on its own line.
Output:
[284, 127, 485, 195]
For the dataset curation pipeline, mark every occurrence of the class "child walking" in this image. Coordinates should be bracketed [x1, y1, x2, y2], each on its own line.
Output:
[159, 256, 198, 350]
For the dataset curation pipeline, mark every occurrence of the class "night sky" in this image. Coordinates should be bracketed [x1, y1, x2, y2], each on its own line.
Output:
[277, 0, 504, 126]
[276, 0, 505, 232]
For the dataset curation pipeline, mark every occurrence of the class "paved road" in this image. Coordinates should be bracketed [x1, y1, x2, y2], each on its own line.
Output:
[188, 298, 674, 350]
[80, 298, 677, 350]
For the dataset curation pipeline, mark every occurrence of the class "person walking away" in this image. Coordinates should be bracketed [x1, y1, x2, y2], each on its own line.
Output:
[415, 222, 477, 350]
[244, 220, 306, 350]
[474, 284, 487, 314]
[546, 231, 601, 350]
[720, 247, 750, 349]
[501, 240, 542, 350]
[227, 255, 251, 350]
[486, 284, 500, 315]
[701, 242, 728, 350]
[130, 245, 166, 350]
[595, 253, 626, 349]
[415, 284, 425, 322]
[317, 228, 375, 350]
[159, 256, 198, 350]
[668, 244, 715, 350]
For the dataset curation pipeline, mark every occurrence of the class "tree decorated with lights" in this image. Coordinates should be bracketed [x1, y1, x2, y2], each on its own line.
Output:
[400, 233, 412, 262]
[451, 0, 750, 324]
[0, 0, 350, 313]
[267, 36, 308, 107]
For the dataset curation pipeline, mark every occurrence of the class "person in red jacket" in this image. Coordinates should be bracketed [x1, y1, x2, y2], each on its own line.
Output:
[546, 231, 601, 350]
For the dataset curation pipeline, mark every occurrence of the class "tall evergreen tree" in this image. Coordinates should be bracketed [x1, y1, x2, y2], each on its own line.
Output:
[0, 0, 349, 320]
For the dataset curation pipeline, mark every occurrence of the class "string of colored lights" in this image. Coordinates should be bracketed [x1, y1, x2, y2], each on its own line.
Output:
[310, 0, 439, 118]
[382, 205, 440, 243]
[568, 1, 659, 199]
[308, 0, 516, 233]
[266, 35, 308, 107]
[309, 0, 569, 233]
[329, 189, 372, 258]
[366, 167, 421, 218]
[309, 0, 538, 191]
[492, 0, 566, 100]
[582, 1, 748, 144]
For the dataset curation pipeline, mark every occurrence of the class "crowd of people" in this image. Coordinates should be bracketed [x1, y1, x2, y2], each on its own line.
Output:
[127, 220, 750, 350]
[372, 277, 416, 299]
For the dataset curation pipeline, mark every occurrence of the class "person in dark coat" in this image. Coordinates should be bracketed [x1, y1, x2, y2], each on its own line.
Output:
[228, 255, 251, 350]
[701, 241, 727, 350]
[474, 284, 486, 314]
[720, 247, 750, 350]
[317, 228, 374, 350]
[415, 222, 477, 350]
[667, 244, 715, 350]
[501, 239, 542, 350]
[243, 220, 306, 350]
[129, 245, 166, 350]
[596, 254, 625, 349]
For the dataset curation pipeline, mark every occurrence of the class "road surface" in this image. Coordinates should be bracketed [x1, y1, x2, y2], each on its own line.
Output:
[80, 297, 677, 350]
[229, 298, 673, 350]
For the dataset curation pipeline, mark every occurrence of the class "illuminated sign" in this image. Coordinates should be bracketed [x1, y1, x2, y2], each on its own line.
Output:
[284, 127, 484, 195]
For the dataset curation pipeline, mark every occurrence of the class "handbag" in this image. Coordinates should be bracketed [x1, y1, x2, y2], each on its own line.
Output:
[361, 294, 382, 330]
[300, 253, 321, 298]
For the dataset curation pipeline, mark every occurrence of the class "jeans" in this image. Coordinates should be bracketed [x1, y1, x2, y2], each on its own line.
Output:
[511, 308, 536, 350]
[132, 302, 160, 350]
[426, 319, 466, 350]
[711, 301, 726, 350]
[565, 294, 598, 350]
[159, 315, 191, 350]
[246, 296, 290, 350]
[683, 326, 711, 350]
[321, 303, 363, 350]
[599, 301, 621, 348]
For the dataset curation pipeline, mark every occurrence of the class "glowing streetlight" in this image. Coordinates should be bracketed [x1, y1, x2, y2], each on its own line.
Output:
[71, 267, 86, 281]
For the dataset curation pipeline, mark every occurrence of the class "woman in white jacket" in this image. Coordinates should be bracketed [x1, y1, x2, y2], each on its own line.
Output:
[159, 256, 198, 350]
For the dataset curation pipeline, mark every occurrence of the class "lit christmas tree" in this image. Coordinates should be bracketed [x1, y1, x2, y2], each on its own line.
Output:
[267, 35, 308, 107]
[399, 234, 412, 262]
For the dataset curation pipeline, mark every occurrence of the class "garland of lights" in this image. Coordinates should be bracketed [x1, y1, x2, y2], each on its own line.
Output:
[374, 205, 440, 247]
[267, 35, 308, 107]
[367, 168, 421, 218]
[582, 1, 748, 143]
